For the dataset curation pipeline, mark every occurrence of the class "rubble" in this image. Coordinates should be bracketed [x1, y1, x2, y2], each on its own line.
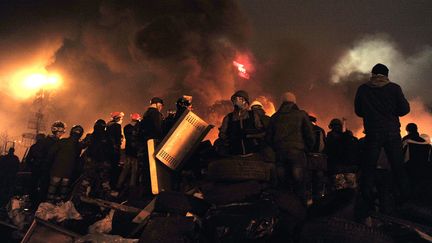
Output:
[89, 210, 115, 234]
[76, 233, 138, 243]
[35, 201, 82, 223]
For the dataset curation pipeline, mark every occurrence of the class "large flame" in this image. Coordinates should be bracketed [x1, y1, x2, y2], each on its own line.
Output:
[9, 68, 62, 100]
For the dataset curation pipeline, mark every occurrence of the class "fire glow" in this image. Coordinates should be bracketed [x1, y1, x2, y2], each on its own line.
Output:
[233, 61, 250, 79]
[9, 69, 62, 100]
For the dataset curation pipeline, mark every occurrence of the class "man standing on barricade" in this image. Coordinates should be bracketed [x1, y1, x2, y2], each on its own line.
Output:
[354, 63, 411, 210]
[266, 91, 315, 205]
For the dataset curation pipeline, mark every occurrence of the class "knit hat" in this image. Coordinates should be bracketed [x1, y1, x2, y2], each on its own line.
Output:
[231, 90, 250, 104]
[371, 63, 389, 76]
[150, 97, 164, 105]
[281, 91, 296, 104]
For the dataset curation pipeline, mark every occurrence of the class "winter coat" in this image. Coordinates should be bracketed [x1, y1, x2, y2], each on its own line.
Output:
[218, 108, 264, 155]
[402, 132, 425, 143]
[0, 153, 19, 177]
[107, 121, 123, 147]
[325, 130, 359, 173]
[354, 75, 410, 134]
[266, 102, 315, 154]
[81, 131, 113, 163]
[124, 123, 139, 156]
[27, 135, 58, 172]
[139, 107, 164, 141]
[26, 139, 47, 169]
[48, 137, 82, 178]
[311, 124, 326, 153]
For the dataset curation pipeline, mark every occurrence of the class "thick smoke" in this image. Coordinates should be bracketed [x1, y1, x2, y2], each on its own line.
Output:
[332, 34, 432, 104]
[2, 1, 432, 151]
[329, 35, 432, 135]
[1, 0, 252, 144]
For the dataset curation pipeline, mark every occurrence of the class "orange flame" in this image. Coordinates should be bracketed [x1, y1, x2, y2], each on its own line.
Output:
[233, 61, 250, 79]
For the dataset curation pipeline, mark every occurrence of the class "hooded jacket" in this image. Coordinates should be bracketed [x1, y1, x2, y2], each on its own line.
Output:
[266, 102, 315, 153]
[354, 75, 410, 133]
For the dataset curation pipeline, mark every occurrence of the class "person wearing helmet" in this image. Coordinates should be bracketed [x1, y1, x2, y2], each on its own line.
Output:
[218, 90, 264, 156]
[106, 112, 125, 188]
[117, 113, 141, 190]
[164, 95, 193, 135]
[325, 118, 359, 191]
[46, 125, 84, 202]
[27, 121, 66, 206]
[79, 119, 115, 199]
[137, 97, 164, 194]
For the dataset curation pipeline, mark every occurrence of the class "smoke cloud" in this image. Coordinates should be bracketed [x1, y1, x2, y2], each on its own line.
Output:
[1, 1, 431, 151]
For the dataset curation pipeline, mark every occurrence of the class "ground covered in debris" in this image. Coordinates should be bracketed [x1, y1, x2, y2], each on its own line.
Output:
[1, 150, 432, 243]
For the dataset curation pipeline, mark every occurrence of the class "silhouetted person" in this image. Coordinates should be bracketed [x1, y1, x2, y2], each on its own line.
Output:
[354, 63, 411, 209]
[307, 114, 327, 202]
[266, 91, 315, 205]
[117, 113, 141, 190]
[107, 111, 124, 187]
[26, 133, 46, 205]
[164, 95, 193, 135]
[138, 97, 164, 194]
[0, 148, 20, 205]
[80, 119, 114, 199]
[325, 119, 359, 190]
[47, 125, 84, 202]
[29, 121, 66, 205]
[402, 123, 424, 143]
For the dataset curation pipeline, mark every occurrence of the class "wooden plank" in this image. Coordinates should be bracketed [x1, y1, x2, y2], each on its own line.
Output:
[80, 196, 141, 213]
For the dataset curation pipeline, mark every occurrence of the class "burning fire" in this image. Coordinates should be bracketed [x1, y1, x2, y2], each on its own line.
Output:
[9, 68, 62, 99]
[233, 52, 254, 80]
[233, 61, 250, 79]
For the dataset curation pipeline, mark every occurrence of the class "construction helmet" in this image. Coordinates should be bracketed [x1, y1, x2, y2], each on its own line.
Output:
[110, 112, 125, 119]
[130, 113, 141, 121]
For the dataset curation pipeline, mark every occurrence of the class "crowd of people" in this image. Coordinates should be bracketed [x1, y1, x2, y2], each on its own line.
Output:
[1, 63, 431, 218]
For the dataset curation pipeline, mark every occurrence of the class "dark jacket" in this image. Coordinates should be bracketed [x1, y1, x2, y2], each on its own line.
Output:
[26, 139, 47, 169]
[354, 75, 410, 133]
[311, 124, 326, 153]
[219, 109, 263, 155]
[48, 137, 82, 178]
[325, 130, 359, 172]
[0, 153, 19, 177]
[266, 102, 315, 153]
[107, 121, 123, 147]
[402, 132, 424, 143]
[28, 135, 59, 172]
[81, 130, 113, 163]
[139, 107, 164, 141]
[124, 123, 140, 156]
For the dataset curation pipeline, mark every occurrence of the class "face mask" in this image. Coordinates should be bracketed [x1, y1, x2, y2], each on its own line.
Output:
[234, 100, 247, 109]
